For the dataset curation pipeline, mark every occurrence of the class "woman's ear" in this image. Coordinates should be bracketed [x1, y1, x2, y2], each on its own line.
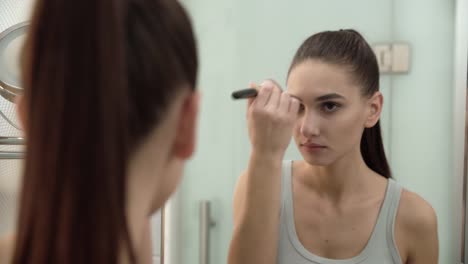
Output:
[15, 94, 26, 132]
[172, 91, 200, 159]
[365, 91, 383, 128]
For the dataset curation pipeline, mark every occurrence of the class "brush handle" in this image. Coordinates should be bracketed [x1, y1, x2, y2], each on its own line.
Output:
[231, 88, 258, 99]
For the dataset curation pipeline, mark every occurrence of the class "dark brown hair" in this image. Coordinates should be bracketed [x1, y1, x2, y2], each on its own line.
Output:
[13, 0, 197, 263]
[289, 29, 391, 178]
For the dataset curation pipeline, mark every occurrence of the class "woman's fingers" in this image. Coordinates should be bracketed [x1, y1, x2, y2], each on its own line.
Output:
[265, 81, 280, 109]
[289, 97, 300, 115]
[247, 82, 257, 109]
[254, 83, 271, 107]
[279, 92, 291, 114]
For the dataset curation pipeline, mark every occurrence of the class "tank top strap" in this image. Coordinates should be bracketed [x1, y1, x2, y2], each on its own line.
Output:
[373, 179, 402, 234]
[384, 179, 403, 263]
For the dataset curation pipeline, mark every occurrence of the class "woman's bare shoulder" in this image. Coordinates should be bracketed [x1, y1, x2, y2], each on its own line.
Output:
[395, 189, 438, 262]
[397, 189, 437, 234]
[0, 233, 15, 263]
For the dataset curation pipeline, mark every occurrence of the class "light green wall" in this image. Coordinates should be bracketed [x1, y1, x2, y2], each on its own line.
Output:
[179, 1, 456, 263]
[176, 1, 239, 263]
[390, 0, 456, 263]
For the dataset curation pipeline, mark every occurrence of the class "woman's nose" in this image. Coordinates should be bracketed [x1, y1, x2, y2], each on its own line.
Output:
[300, 112, 320, 138]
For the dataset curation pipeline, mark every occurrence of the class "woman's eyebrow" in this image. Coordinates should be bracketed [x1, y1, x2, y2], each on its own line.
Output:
[315, 93, 345, 102]
[288, 93, 345, 102]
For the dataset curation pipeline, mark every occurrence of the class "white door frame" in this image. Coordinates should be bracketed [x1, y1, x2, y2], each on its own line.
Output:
[453, 0, 468, 262]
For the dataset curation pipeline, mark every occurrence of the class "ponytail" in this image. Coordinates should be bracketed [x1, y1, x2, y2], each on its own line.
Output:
[14, 0, 197, 262]
[14, 0, 135, 263]
[361, 122, 392, 178]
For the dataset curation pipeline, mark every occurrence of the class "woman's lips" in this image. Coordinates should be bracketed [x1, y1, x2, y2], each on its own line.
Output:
[301, 143, 327, 151]
[301, 143, 326, 147]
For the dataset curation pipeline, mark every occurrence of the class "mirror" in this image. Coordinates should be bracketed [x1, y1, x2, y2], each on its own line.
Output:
[0, 22, 27, 101]
[0, 0, 31, 241]
[170, 1, 465, 264]
[0, 22, 27, 131]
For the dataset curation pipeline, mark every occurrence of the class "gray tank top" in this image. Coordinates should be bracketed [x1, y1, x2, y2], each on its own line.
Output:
[277, 160, 403, 264]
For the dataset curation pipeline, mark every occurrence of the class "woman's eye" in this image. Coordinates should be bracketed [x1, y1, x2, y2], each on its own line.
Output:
[322, 102, 340, 113]
[298, 104, 305, 113]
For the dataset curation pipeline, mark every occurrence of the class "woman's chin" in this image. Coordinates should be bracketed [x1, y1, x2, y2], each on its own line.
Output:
[300, 151, 335, 167]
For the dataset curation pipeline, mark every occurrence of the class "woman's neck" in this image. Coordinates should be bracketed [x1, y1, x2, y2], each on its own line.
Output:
[124, 123, 175, 264]
[124, 156, 165, 264]
[124, 200, 153, 264]
[297, 147, 380, 203]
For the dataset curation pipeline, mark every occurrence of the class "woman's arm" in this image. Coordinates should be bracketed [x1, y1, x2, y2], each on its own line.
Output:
[228, 80, 299, 264]
[228, 153, 283, 264]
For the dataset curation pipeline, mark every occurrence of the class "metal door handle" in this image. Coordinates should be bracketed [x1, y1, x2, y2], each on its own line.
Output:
[200, 200, 216, 264]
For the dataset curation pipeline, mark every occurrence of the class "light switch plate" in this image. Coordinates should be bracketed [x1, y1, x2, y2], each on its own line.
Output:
[391, 43, 410, 73]
[373, 44, 392, 73]
[372, 43, 410, 74]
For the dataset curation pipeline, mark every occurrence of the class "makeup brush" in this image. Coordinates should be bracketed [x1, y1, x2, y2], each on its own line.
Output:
[231, 88, 258, 100]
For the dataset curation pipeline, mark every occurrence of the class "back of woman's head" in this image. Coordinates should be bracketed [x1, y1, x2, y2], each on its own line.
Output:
[288, 29, 391, 178]
[13, 0, 197, 263]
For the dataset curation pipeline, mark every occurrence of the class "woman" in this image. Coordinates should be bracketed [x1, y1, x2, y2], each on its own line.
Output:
[1, 0, 199, 263]
[229, 30, 438, 264]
